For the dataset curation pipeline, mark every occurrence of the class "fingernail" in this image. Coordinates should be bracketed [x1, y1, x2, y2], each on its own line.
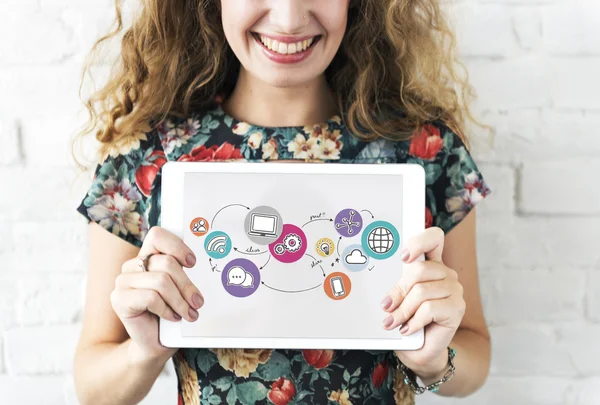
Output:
[383, 315, 394, 328]
[400, 324, 409, 334]
[381, 295, 392, 310]
[187, 253, 196, 267]
[173, 313, 181, 321]
[192, 293, 204, 309]
[188, 307, 199, 320]
[400, 249, 409, 261]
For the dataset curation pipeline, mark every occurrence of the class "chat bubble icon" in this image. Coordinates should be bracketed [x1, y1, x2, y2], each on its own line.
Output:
[227, 266, 247, 286]
[241, 272, 254, 288]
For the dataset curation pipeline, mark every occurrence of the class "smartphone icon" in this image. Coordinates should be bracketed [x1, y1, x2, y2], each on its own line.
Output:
[331, 276, 346, 297]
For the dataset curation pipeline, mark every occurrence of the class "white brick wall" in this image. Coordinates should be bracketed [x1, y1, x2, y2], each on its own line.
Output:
[0, 0, 598, 404]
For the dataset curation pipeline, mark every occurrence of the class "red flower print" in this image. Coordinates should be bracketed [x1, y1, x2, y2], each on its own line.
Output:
[425, 207, 433, 228]
[267, 377, 296, 405]
[135, 150, 167, 197]
[409, 124, 444, 161]
[371, 361, 389, 388]
[302, 349, 334, 369]
[177, 393, 183, 405]
[178, 142, 243, 162]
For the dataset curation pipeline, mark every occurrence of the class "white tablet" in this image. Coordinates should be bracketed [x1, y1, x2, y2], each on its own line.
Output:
[160, 161, 425, 350]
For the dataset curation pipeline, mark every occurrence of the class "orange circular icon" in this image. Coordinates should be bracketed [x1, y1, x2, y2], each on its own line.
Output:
[324, 272, 352, 300]
[190, 217, 210, 236]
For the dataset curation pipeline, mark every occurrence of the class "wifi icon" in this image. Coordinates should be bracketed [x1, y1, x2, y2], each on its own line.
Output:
[204, 231, 232, 259]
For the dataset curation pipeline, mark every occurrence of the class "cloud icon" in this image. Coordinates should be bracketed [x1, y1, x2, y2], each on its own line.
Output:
[345, 249, 367, 264]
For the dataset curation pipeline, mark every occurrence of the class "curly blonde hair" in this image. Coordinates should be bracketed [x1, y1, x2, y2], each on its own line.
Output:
[72, 0, 486, 167]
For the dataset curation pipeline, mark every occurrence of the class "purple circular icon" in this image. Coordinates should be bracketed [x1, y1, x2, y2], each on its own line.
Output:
[221, 258, 260, 298]
[269, 224, 307, 263]
[334, 208, 363, 238]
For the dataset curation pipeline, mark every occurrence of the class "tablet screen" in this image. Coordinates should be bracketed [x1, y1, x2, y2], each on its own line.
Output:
[181, 171, 405, 341]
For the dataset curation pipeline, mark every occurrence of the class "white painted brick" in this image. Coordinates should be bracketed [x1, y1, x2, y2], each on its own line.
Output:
[0, 376, 65, 405]
[520, 159, 600, 215]
[469, 110, 600, 164]
[0, 9, 76, 66]
[512, 7, 542, 51]
[465, 56, 552, 110]
[0, 274, 18, 331]
[13, 222, 88, 272]
[549, 58, 600, 110]
[477, 216, 600, 270]
[4, 325, 80, 375]
[489, 325, 576, 377]
[543, 3, 600, 56]
[570, 378, 600, 405]
[476, 164, 515, 215]
[447, 3, 513, 58]
[557, 323, 600, 376]
[418, 377, 570, 405]
[17, 274, 83, 326]
[480, 270, 585, 325]
[0, 168, 89, 222]
[588, 272, 600, 322]
[0, 119, 21, 165]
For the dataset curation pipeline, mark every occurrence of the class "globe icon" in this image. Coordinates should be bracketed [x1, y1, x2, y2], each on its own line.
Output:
[367, 226, 395, 254]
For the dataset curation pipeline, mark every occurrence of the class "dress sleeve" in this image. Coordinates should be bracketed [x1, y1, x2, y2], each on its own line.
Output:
[76, 130, 167, 248]
[408, 120, 492, 234]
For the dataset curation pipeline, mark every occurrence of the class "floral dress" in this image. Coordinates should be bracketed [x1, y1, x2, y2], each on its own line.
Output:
[77, 99, 490, 405]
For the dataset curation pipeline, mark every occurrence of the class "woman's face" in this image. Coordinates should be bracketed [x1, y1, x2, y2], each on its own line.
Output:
[220, 0, 350, 88]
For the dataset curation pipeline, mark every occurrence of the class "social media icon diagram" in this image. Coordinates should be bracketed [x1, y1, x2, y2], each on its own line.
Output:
[221, 258, 260, 298]
[204, 231, 232, 259]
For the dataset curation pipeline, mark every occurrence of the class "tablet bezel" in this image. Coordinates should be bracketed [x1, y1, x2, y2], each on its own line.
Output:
[160, 161, 425, 350]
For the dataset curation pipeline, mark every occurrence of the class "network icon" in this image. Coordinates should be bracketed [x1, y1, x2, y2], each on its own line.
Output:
[204, 231, 232, 259]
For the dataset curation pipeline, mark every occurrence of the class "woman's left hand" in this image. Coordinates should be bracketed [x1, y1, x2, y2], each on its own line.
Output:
[380, 227, 466, 381]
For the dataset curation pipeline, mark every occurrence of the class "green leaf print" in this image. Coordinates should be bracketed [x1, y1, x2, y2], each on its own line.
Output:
[424, 163, 442, 185]
[213, 376, 234, 392]
[443, 131, 454, 151]
[234, 381, 268, 405]
[254, 351, 291, 380]
[226, 388, 237, 405]
[343, 369, 350, 383]
[196, 350, 218, 375]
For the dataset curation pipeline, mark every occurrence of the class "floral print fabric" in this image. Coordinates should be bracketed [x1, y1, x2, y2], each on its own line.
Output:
[76, 100, 490, 405]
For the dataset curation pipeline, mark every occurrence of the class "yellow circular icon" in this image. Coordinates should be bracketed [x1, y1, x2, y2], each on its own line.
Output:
[316, 237, 335, 257]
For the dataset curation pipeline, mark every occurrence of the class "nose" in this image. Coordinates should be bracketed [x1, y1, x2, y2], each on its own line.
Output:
[267, 0, 310, 34]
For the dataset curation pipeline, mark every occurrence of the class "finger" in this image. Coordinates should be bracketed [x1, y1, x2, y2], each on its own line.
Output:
[122, 254, 205, 310]
[116, 271, 199, 322]
[381, 260, 449, 312]
[111, 288, 181, 322]
[400, 227, 445, 263]
[400, 297, 465, 336]
[139, 226, 196, 268]
[382, 279, 455, 330]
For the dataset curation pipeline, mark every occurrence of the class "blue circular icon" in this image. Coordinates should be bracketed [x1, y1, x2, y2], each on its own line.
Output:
[342, 244, 369, 272]
[204, 231, 232, 259]
[361, 221, 400, 260]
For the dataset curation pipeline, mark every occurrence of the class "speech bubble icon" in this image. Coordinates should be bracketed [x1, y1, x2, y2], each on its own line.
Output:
[227, 266, 246, 286]
[241, 272, 254, 288]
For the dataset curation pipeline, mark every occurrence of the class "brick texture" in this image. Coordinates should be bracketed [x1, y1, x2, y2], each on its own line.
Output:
[0, 0, 598, 404]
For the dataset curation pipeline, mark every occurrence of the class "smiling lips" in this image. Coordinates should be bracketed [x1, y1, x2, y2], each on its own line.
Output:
[252, 32, 321, 64]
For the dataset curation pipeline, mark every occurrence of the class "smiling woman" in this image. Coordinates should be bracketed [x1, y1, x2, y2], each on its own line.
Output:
[71, 1, 491, 404]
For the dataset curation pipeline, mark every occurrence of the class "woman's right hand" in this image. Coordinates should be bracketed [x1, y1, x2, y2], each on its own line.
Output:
[110, 226, 204, 364]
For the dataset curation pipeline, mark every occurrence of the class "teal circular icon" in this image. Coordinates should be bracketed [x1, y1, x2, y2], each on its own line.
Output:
[361, 221, 400, 260]
[204, 231, 232, 259]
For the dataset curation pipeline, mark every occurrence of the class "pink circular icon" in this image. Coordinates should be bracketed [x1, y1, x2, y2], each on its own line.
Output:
[268, 224, 307, 263]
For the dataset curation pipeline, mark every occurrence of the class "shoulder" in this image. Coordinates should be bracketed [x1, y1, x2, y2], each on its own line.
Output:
[77, 121, 166, 248]
[400, 119, 492, 234]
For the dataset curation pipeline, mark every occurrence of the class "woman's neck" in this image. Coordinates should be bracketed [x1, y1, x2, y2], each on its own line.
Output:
[221, 67, 338, 127]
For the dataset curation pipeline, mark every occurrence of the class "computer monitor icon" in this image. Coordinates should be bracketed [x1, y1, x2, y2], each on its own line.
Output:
[248, 213, 278, 238]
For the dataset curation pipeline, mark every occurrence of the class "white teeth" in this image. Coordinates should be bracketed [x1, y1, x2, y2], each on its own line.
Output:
[257, 34, 316, 54]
